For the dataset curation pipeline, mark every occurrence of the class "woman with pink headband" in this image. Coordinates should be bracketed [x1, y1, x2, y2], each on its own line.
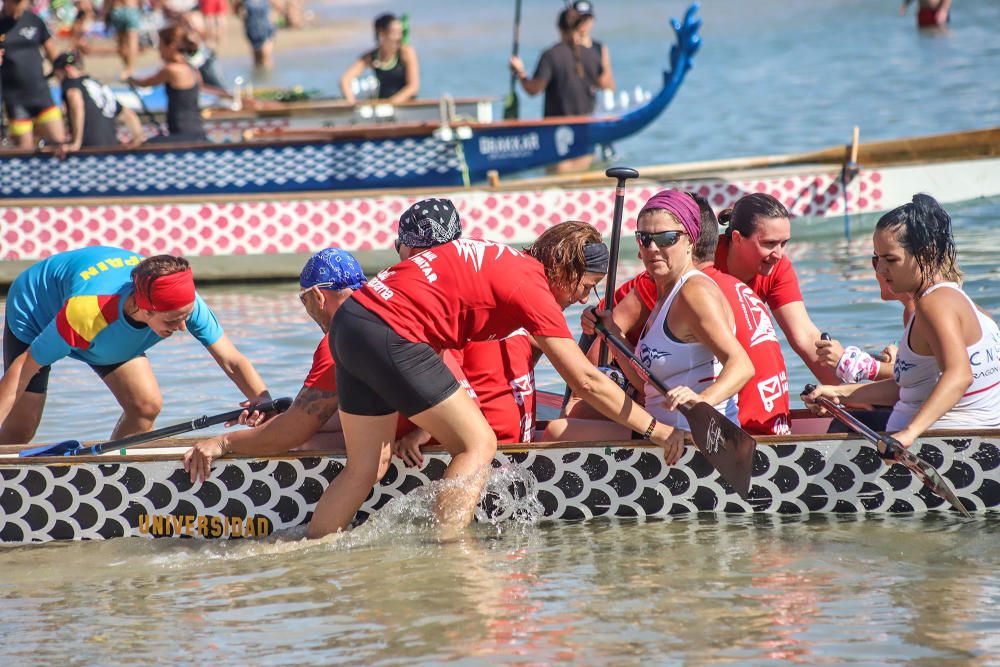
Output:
[0, 246, 271, 444]
[547, 190, 753, 443]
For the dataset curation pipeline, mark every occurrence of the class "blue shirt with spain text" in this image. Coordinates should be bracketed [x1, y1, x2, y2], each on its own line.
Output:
[5, 246, 223, 367]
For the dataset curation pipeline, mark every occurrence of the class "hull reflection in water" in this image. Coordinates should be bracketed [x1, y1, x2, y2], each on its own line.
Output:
[1, 428, 996, 545]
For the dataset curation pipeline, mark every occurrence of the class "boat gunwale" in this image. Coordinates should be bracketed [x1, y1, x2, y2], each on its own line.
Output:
[1, 427, 996, 466]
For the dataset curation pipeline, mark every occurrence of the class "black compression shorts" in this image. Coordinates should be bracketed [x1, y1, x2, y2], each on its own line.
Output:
[330, 298, 460, 417]
[3, 88, 57, 121]
[3, 323, 145, 394]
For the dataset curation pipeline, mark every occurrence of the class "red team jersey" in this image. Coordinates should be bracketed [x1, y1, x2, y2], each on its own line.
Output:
[633, 267, 791, 435]
[303, 333, 337, 392]
[458, 331, 536, 443]
[714, 235, 803, 312]
[352, 239, 572, 350]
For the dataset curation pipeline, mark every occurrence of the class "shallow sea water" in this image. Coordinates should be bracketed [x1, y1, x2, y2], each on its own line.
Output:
[2, 1, 1000, 664]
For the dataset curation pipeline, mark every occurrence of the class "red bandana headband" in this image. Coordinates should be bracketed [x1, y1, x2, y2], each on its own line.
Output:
[134, 268, 196, 312]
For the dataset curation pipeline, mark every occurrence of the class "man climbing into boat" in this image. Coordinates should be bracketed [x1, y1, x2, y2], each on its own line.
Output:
[48, 50, 146, 153]
[389, 198, 543, 470]
[308, 221, 681, 539]
[183, 247, 374, 482]
[804, 194, 1000, 444]
[548, 190, 754, 442]
[568, 192, 792, 436]
[0, 246, 271, 444]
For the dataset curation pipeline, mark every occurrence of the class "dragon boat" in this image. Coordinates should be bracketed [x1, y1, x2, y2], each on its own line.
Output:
[0, 413, 995, 545]
[0, 6, 702, 200]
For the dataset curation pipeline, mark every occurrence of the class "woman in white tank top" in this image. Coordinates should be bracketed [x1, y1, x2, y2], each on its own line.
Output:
[805, 194, 1000, 445]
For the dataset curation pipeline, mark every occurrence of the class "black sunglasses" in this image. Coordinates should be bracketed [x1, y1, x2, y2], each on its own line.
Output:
[635, 230, 686, 249]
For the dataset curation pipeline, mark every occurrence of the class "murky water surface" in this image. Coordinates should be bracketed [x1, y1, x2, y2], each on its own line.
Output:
[2, 1, 1000, 663]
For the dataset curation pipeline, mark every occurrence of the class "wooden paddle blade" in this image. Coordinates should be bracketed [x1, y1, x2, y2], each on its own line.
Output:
[682, 401, 757, 499]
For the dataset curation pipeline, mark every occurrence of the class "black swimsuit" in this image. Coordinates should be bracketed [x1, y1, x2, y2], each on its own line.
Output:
[365, 48, 408, 99]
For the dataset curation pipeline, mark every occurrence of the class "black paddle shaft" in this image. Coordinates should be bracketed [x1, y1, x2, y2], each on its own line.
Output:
[127, 80, 162, 137]
[597, 167, 640, 367]
[595, 321, 756, 499]
[801, 384, 970, 516]
[84, 397, 293, 455]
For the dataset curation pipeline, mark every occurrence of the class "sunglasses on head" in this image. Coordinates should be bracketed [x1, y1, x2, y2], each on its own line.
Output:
[635, 230, 686, 248]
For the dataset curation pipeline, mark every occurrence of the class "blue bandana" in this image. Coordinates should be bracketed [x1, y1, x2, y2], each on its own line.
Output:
[299, 248, 367, 290]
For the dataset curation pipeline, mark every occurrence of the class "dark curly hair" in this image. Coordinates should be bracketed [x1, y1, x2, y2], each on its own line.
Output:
[524, 220, 602, 292]
[875, 193, 961, 290]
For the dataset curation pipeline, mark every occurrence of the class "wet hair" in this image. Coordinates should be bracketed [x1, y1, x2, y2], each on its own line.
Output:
[131, 255, 191, 305]
[374, 13, 398, 38]
[875, 193, 961, 287]
[718, 193, 789, 239]
[525, 220, 602, 292]
[688, 192, 719, 263]
[158, 25, 198, 56]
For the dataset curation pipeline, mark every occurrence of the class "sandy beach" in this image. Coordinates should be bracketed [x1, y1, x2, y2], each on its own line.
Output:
[62, 13, 368, 82]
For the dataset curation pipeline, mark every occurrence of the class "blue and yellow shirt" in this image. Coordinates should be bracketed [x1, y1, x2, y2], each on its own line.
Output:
[5, 246, 223, 367]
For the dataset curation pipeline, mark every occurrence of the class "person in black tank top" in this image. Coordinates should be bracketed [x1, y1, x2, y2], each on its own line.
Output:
[339, 13, 420, 104]
[129, 25, 207, 143]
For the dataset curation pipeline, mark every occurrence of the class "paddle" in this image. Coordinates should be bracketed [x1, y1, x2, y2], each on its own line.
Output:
[562, 165, 640, 409]
[595, 320, 757, 499]
[502, 0, 523, 120]
[801, 384, 970, 516]
[18, 397, 293, 457]
[126, 80, 162, 138]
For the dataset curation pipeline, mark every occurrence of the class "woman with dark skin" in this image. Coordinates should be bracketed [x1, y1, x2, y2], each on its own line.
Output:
[339, 13, 419, 104]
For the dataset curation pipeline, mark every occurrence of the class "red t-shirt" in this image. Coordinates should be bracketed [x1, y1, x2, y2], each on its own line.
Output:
[632, 269, 791, 435]
[459, 331, 536, 444]
[302, 332, 337, 392]
[714, 235, 802, 311]
[352, 239, 572, 350]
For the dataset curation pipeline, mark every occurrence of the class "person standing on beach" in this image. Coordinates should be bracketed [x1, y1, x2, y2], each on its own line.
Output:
[0, 0, 66, 149]
[103, 0, 141, 78]
[339, 13, 419, 104]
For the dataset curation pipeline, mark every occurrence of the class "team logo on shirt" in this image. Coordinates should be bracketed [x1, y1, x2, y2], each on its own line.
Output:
[453, 239, 520, 272]
[18, 26, 38, 40]
[756, 371, 788, 412]
[735, 284, 779, 347]
[894, 358, 916, 384]
[638, 342, 671, 368]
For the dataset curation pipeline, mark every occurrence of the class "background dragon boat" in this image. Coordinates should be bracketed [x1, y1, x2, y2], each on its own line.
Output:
[1, 124, 998, 285]
[0, 414, 995, 545]
[0, 7, 702, 200]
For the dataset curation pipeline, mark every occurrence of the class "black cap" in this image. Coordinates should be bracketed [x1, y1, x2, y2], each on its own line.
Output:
[573, 0, 594, 17]
[46, 51, 79, 78]
[397, 198, 462, 248]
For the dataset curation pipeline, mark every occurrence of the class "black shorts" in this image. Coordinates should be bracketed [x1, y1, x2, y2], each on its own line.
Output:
[3, 88, 57, 122]
[330, 298, 460, 417]
[3, 323, 143, 394]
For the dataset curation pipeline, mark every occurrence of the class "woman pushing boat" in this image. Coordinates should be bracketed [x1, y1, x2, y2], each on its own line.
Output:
[313, 221, 682, 539]
[804, 194, 1000, 445]
[0, 246, 271, 444]
[549, 190, 754, 442]
[339, 13, 419, 104]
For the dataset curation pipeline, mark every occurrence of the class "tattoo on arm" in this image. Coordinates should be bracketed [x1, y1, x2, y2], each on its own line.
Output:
[292, 386, 339, 424]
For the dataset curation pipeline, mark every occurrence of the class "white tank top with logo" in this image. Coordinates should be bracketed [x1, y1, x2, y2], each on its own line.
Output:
[637, 270, 740, 432]
[887, 282, 1000, 432]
